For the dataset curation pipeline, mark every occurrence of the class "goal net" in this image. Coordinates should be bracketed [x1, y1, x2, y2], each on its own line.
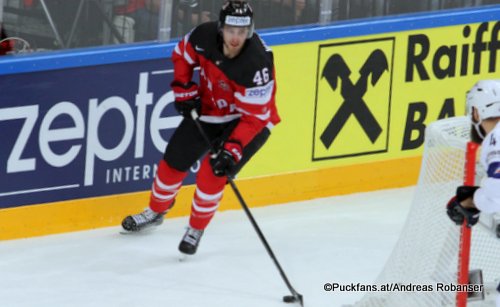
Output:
[353, 116, 500, 307]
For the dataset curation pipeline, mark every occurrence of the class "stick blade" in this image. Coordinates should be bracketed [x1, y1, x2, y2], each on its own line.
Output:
[283, 294, 303, 306]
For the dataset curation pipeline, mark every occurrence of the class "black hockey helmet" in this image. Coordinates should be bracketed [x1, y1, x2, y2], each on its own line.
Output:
[219, 1, 254, 38]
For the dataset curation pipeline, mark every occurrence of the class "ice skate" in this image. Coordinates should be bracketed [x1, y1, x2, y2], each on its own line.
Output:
[178, 226, 204, 255]
[121, 208, 167, 233]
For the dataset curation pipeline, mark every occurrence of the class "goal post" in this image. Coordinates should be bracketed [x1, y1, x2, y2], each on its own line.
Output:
[352, 116, 500, 307]
[457, 141, 479, 307]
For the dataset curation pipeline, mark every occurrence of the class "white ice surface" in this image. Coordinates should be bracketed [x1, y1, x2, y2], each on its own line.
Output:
[0, 187, 414, 307]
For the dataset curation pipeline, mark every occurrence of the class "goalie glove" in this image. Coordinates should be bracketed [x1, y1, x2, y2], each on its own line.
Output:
[446, 186, 480, 227]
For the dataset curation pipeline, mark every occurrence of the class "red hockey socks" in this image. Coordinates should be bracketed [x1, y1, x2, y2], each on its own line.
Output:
[149, 160, 187, 213]
[189, 156, 227, 230]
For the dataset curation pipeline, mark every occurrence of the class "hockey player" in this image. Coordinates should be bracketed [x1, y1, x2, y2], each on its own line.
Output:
[121, 0, 280, 256]
[446, 79, 500, 306]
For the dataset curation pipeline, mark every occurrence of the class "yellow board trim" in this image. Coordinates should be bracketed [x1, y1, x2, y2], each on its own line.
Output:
[0, 156, 421, 240]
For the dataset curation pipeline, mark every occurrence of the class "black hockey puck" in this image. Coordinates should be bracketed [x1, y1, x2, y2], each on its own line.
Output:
[283, 295, 296, 303]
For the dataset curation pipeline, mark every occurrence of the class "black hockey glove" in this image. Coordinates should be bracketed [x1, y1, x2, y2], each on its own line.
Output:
[210, 140, 242, 177]
[446, 186, 480, 227]
[171, 81, 201, 117]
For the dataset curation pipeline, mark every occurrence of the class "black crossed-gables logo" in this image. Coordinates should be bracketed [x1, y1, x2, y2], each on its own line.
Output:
[320, 49, 388, 149]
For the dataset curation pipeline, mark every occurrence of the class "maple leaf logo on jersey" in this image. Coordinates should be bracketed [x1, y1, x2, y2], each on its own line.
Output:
[218, 80, 230, 92]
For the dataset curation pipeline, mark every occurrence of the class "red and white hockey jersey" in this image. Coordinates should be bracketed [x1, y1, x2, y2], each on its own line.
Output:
[171, 21, 280, 147]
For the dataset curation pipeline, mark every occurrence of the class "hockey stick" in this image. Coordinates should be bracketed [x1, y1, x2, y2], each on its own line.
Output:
[190, 109, 304, 306]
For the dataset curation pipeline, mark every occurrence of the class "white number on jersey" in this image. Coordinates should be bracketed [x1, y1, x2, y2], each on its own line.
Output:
[253, 68, 270, 86]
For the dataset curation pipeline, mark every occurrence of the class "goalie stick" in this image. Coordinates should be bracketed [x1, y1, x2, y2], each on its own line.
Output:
[190, 109, 304, 306]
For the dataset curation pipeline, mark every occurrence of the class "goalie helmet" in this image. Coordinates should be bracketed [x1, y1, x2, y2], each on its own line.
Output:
[219, 1, 254, 38]
[466, 79, 500, 139]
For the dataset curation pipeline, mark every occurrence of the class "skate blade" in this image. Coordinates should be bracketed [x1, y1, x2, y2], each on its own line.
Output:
[119, 225, 160, 235]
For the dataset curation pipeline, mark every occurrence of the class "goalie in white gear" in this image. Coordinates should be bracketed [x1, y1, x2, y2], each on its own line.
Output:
[446, 79, 500, 306]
